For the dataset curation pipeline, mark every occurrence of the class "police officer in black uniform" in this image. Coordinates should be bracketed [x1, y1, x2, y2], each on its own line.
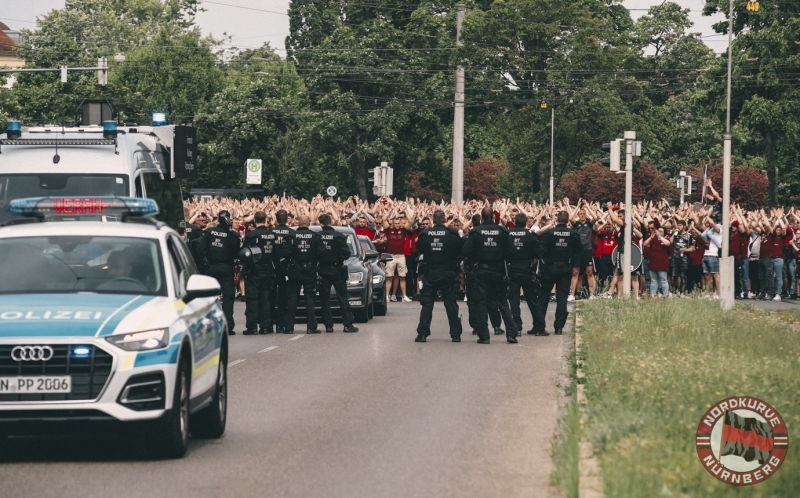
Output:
[415, 210, 464, 342]
[185, 211, 208, 273]
[535, 211, 583, 335]
[242, 211, 278, 335]
[462, 207, 519, 344]
[197, 210, 240, 335]
[317, 213, 359, 333]
[465, 213, 505, 336]
[271, 209, 294, 333]
[506, 212, 545, 336]
[284, 215, 324, 334]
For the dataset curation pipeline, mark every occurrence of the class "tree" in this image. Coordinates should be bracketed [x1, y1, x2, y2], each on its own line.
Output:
[464, 156, 506, 201]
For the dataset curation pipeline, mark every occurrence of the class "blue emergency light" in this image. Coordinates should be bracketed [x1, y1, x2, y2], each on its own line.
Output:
[102, 120, 117, 139]
[152, 113, 167, 126]
[6, 120, 21, 139]
[8, 196, 160, 219]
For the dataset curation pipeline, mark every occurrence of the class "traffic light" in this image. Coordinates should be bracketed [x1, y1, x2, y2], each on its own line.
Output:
[746, 1, 759, 12]
[601, 139, 621, 172]
[686, 176, 698, 196]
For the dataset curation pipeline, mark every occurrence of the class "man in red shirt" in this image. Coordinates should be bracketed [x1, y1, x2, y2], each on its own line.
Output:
[595, 222, 617, 290]
[354, 214, 375, 240]
[385, 217, 413, 302]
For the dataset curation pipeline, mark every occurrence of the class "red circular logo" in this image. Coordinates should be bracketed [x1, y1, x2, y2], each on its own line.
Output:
[696, 396, 789, 486]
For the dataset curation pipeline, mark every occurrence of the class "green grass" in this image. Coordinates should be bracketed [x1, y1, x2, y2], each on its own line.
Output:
[578, 299, 800, 497]
[551, 332, 581, 498]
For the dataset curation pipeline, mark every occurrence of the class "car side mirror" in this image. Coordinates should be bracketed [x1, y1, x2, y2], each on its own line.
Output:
[183, 274, 220, 303]
[365, 249, 379, 260]
[380, 253, 393, 263]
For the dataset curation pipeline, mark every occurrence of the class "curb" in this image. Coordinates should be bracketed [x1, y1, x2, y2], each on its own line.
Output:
[575, 310, 603, 498]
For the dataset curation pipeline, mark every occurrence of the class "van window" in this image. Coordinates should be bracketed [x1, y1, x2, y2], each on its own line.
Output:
[143, 173, 184, 230]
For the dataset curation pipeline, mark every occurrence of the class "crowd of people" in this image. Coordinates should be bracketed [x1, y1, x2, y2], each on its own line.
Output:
[183, 178, 798, 305]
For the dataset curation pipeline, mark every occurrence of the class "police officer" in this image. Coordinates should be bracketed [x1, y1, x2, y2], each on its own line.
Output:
[465, 213, 504, 336]
[462, 207, 519, 344]
[284, 215, 323, 334]
[506, 212, 545, 336]
[415, 210, 464, 342]
[185, 211, 208, 273]
[243, 211, 278, 335]
[271, 209, 294, 333]
[317, 213, 359, 333]
[535, 211, 583, 335]
[197, 210, 240, 335]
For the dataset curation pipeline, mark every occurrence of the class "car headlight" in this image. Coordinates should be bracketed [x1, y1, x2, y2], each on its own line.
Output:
[373, 275, 384, 284]
[348, 272, 364, 286]
[106, 329, 169, 351]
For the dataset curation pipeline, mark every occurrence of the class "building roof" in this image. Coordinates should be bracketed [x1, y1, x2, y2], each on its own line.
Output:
[0, 22, 9, 31]
[0, 29, 16, 55]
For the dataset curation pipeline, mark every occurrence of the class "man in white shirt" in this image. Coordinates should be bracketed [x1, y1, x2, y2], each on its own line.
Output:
[700, 216, 722, 298]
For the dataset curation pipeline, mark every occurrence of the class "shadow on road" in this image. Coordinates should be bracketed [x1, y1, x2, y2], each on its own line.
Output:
[0, 435, 211, 463]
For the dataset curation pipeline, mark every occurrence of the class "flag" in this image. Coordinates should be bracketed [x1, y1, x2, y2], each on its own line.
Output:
[721, 411, 773, 464]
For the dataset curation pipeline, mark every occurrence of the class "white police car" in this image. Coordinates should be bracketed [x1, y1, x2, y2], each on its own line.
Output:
[0, 197, 228, 458]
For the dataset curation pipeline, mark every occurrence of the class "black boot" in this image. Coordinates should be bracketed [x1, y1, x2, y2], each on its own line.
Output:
[493, 327, 504, 335]
[415, 334, 427, 342]
[343, 326, 359, 333]
[243, 328, 258, 336]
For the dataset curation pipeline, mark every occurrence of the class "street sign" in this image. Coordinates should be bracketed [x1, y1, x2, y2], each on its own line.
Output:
[326, 186, 337, 197]
[246, 159, 262, 185]
[173, 126, 197, 179]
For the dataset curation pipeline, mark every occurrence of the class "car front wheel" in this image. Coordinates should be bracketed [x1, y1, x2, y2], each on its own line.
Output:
[153, 352, 190, 458]
[191, 351, 227, 439]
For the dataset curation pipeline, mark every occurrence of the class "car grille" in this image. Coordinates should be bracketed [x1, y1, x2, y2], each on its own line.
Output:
[0, 345, 114, 402]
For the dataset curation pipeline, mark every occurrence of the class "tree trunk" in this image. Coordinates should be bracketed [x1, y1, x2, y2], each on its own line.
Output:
[765, 129, 777, 205]
[355, 155, 367, 199]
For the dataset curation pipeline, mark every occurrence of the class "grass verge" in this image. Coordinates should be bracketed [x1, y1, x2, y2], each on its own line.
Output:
[551, 318, 581, 498]
[579, 299, 800, 497]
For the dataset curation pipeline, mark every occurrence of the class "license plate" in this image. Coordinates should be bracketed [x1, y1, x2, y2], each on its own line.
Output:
[350, 301, 362, 306]
[0, 376, 71, 393]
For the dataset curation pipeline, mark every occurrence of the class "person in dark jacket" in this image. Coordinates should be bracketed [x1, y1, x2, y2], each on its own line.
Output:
[284, 215, 324, 333]
[317, 214, 359, 333]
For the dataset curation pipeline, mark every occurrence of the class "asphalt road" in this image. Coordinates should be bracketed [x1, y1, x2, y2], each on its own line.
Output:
[0, 299, 569, 498]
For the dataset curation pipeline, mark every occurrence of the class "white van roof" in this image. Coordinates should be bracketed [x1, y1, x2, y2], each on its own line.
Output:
[0, 127, 163, 176]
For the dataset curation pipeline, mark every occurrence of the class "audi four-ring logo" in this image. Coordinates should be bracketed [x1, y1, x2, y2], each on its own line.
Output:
[11, 345, 54, 362]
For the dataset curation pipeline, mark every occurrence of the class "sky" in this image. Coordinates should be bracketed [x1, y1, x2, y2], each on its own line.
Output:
[2, 0, 729, 56]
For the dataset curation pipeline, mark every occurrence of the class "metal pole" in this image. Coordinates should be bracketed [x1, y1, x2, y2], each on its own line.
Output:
[549, 106, 555, 205]
[623, 131, 635, 298]
[680, 177, 685, 206]
[0, 66, 106, 74]
[242, 162, 247, 201]
[720, 0, 735, 309]
[451, 4, 466, 205]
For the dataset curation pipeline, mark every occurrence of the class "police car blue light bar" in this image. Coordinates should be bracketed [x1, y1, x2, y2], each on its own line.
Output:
[8, 196, 159, 218]
[152, 112, 167, 126]
[6, 120, 21, 139]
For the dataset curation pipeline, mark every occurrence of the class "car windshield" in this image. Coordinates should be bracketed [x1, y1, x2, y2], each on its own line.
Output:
[345, 233, 358, 257]
[0, 236, 166, 296]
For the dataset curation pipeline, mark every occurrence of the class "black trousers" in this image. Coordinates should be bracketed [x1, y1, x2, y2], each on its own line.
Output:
[749, 259, 760, 295]
[272, 271, 290, 330]
[687, 264, 703, 292]
[508, 271, 543, 333]
[285, 271, 318, 331]
[206, 263, 235, 332]
[245, 269, 274, 331]
[468, 270, 518, 341]
[318, 266, 354, 328]
[406, 256, 418, 298]
[416, 269, 462, 337]
[537, 269, 571, 333]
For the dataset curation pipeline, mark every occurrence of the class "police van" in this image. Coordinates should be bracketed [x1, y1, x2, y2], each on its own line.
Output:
[0, 197, 227, 458]
[0, 115, 195, 228]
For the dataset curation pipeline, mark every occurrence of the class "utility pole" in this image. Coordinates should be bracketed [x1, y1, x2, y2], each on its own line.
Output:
[549, 106, 555, 205]
[622, 131, 635, 298]
[679, 171, 686, 206]
[719, 0, 735, 310]
[451, 4, 466, 204]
